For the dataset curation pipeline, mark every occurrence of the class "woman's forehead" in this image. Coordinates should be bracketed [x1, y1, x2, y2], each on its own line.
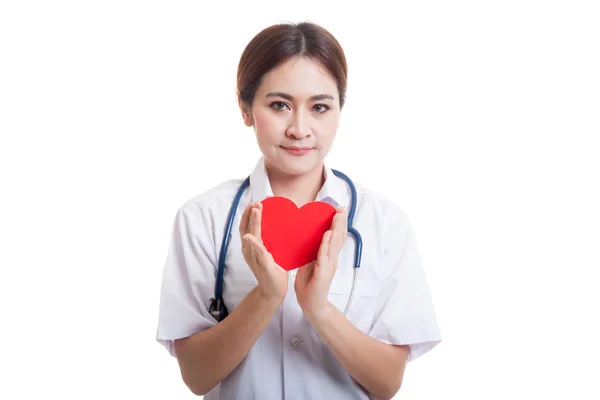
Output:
[257, 57, 338, 99]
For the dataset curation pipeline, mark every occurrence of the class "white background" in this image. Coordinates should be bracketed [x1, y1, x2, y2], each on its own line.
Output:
[1, 1, 599, 399]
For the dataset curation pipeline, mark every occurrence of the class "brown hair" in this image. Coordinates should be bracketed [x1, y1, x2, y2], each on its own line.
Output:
[237, 22, 348, 110]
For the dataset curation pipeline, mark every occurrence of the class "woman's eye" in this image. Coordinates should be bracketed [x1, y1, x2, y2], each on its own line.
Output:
[270, 101, 288, 111]
[313, 104, 330, 113]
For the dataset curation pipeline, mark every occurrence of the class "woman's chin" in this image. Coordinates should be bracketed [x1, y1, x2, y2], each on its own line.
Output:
[273, 155, 321, 176]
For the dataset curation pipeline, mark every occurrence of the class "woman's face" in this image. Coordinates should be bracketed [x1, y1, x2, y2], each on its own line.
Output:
[241, 57, 341, 177]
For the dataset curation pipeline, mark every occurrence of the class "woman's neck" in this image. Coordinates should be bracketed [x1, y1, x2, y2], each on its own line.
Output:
[265, 161, 325, 207]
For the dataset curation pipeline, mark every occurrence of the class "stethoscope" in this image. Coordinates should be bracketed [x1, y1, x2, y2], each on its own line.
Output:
[209, 169, 363, 322]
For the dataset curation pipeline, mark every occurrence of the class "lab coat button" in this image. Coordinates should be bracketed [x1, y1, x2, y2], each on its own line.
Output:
[290, 336, 301, 349]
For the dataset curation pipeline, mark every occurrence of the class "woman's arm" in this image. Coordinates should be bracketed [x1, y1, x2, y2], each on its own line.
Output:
[308, 303, 409, 400]
[174, 202, 288, 395]
[173, 286, 281, 396]
[295, 208, 409, 398]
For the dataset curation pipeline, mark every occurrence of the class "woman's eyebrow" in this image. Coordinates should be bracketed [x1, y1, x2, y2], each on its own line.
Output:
[265, 92, 334, 101]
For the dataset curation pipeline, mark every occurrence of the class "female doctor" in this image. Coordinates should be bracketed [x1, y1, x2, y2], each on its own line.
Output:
[156, 22, 441, 400]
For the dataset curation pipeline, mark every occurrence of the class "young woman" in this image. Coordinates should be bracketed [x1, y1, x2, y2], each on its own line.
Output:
[156, 21, 441, 399]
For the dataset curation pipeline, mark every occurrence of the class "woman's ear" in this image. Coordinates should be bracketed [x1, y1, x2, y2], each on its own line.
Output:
[238, 97, 254, 127]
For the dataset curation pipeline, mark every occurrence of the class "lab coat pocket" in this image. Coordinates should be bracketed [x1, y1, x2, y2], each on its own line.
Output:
[327, 271, 380, 334]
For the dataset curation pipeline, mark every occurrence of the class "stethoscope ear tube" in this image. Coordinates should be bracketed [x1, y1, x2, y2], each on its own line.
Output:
[348, 227, 362, 268]
[211, 177, 250, 322]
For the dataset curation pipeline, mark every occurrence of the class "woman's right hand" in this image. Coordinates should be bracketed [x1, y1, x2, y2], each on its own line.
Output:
[239, 201, 288, 302]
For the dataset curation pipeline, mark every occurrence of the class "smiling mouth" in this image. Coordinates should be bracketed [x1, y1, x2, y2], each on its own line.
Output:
[281, 146, 314, 155]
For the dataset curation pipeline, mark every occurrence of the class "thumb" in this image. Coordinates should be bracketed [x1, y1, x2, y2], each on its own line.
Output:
[243, 234, 259, 253]
[294, 261, 314, 290]
[244, 234, 266, 261]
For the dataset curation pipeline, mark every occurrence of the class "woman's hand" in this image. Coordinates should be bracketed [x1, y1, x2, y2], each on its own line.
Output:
[294, 206, 347, 325]
[240, 201, 289, 303]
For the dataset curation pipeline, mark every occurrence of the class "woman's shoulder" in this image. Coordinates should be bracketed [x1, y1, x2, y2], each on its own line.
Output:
[176, 178, 246, 219]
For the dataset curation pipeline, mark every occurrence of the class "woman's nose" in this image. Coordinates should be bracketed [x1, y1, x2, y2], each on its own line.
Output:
[286, 110, 312, 138]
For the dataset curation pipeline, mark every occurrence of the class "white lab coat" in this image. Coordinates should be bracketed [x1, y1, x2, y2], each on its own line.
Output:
[156, 156, 441, 399]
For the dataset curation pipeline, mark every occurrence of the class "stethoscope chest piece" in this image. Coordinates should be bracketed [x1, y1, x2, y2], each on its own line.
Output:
[209, 298, 228, 321]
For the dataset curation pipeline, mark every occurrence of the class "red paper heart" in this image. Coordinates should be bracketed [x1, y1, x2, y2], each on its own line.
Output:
[260, 196, 337, 271]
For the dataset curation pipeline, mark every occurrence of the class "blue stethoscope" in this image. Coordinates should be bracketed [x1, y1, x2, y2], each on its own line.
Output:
[209, 169, 363, 322]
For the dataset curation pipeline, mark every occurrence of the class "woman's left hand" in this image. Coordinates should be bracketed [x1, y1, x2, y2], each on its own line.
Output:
[294, 206, 347, 325]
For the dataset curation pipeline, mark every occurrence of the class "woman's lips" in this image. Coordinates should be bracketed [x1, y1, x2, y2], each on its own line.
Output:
[281, 147, 313, 155]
